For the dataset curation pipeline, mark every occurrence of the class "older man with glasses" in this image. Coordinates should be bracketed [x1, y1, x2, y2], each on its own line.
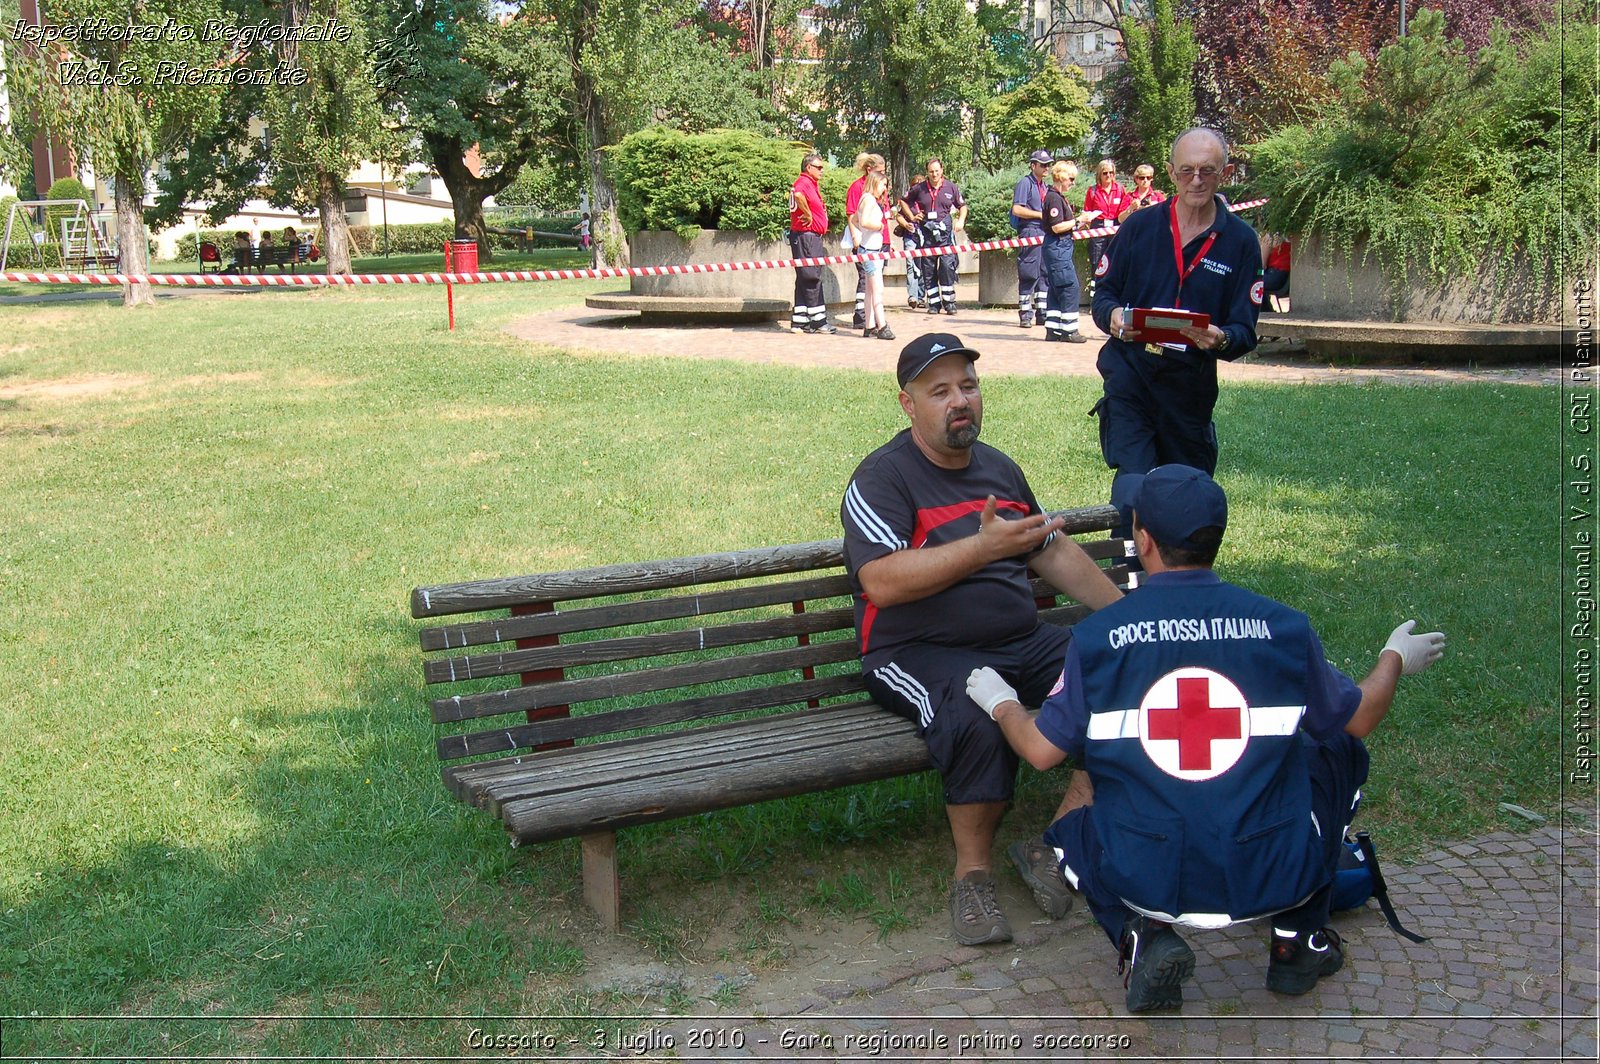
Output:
[1088, 127, 1263, 544]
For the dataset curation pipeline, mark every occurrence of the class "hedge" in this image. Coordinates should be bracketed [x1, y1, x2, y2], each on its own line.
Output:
[608, 127, 857, 241]
[172, 220, 558, 262]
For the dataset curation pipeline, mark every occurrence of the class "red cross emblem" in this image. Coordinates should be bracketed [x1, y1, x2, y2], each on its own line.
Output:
[1139, 667, 1251, 780]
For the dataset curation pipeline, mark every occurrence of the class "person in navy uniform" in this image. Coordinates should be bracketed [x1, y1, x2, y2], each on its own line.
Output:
[904, 159, 967, 315]
[841, 333, 1125, 948]
[1009, 150, 1053, 328]
[966, 465, 1445, 1012]
[1091, 128, 1262, 541]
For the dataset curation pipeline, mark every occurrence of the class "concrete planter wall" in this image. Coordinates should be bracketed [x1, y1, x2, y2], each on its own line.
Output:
[977, 244, 1094, 308]
[1291, 234, 1571, 324]
[630, 229, 976, 306]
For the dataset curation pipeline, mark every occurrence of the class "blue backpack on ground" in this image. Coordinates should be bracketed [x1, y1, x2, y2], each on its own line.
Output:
[1331, 830, 1428, 943]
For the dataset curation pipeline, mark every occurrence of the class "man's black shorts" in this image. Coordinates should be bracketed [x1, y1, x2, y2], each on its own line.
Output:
[864, 624, 1072, 805]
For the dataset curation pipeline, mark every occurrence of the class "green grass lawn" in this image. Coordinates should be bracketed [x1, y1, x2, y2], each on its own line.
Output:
[0, 279, 1563, 1055]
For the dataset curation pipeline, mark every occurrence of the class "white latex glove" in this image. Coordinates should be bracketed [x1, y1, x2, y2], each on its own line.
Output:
[966, 666, 1019, 720]
[1383, 620, 1446, 675]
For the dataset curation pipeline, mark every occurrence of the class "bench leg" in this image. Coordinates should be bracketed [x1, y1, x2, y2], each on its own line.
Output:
[581, 832, 620, 932]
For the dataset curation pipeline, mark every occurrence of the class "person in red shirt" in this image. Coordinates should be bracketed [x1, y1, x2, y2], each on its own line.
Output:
[1261, 233, 1292, 312]
[789, 154, 835, 334]
[1083, 160, 1130, 301]
[1117, 164, 1167, 222]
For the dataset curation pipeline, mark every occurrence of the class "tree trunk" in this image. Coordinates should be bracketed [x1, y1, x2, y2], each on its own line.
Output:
[572, 0, 626, 268]
[114, 168, 154, 307]
[316, 170, 353, 276]
[426, 132, 525, 265]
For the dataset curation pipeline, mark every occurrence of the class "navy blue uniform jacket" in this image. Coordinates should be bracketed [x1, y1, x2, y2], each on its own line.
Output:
[1091, 195, 1262, 371]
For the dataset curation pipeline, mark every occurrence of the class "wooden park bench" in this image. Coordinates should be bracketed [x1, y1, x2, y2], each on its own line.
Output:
[411, 504, 1130, 930]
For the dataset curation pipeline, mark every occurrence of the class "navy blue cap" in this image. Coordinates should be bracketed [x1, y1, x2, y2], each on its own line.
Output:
[1126, 465, 1228, 550]
[1029, 150, 1053, 165]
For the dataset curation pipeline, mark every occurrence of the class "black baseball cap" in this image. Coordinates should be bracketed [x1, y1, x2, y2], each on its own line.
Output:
[1126, 465, 1228, 550]
[896, 333, 981, 388]
[1029, 150, 1053, 165]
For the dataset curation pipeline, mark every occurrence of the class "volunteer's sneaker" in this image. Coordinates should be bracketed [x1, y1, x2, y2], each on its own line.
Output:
[1267, 926, 1344, 995]
[1007, 837, 1074, 919]
[1119, 915, 1194, 1012]
[814, 322, 838, 335]
[1062, 332, 1088, 343]
[948, 871, 1012, 946]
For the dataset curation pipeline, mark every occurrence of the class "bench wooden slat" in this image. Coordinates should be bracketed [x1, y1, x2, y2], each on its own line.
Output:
[422, 605, 856, 685]
[429, 637, 861, 723]
[494, 705, 930, 843]
[437, 672, 867, 760]
[455, 700, 897, 814]
[410, 505, 1118, 618]
[412, 540, 847, 618]
[420, 573, 857, 651]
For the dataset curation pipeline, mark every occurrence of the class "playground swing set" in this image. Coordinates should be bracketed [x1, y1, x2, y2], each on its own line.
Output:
[1, 198, 119, 273]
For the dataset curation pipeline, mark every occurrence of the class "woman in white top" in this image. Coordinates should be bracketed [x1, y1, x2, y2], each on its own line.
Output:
[849, 171, 895, 341]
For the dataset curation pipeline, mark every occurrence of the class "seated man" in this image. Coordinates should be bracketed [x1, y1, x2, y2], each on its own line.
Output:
[841, 332, 1125, 946]
[967, 465, 1444, 1010]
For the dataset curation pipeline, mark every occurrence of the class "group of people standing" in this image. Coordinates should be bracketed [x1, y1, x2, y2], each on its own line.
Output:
[788, 152, 970, 339]
[1009, 154, 1168, 342]
[838, 127, 1443, 1015]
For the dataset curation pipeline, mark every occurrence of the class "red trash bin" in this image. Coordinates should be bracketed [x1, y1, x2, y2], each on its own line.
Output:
[448, 239, 478, 273]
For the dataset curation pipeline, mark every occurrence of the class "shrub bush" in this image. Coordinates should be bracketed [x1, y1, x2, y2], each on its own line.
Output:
[609, 127, 834, 241]
[962, 165, 1030, 242]
[1248, 6, 1597, 312]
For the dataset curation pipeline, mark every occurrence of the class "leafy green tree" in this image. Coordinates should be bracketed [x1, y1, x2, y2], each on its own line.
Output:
[1249, 6, 1596, 310]
[1115, 0, 1197, 164]
[6, 0, 229, 304]
[812, 0, 988, 193]
[532, 0, 774, 265]
[264, 0, 388, 276]
[986, 60, 1094, 164]
[382, 1, 575, 262]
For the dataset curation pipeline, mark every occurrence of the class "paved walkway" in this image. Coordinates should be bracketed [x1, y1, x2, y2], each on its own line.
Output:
[504, 302, 1562, 388]
[649, 807, 1596, 1060]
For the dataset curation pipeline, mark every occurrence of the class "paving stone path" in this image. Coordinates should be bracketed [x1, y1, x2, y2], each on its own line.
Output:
[646, 807, 1595, 1060]
[504, 302, 1561, 389]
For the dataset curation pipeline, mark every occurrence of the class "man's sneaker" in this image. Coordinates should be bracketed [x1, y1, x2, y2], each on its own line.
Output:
[948, 871, 1013, 946]
[814, 322, 838, 335]
[943, 305, 958, 315]
[1119, 915, 1194, 1012]
[1063, 332, 1089, 344]
[1267, 927, 1344, 995]
[1020, 317, 1034, 329]
[1007, 838, 1074, 919]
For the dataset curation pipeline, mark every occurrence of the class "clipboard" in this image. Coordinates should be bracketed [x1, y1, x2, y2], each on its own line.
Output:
[1131, 307, 1209, 346]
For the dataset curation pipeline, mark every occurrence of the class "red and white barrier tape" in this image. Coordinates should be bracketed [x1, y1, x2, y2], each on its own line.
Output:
[0, 199, 1266, 288]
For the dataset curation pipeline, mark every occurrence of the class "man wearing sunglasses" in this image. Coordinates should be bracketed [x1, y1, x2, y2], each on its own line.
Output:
[789, 154, 836, 334]
[1089, 127, 1263, 542]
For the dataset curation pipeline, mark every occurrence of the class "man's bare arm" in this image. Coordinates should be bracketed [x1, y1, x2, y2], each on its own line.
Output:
[1028, 533, 1125, 611]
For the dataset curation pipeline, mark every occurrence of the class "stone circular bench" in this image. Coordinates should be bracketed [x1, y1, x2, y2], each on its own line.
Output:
[585, 292, 791, 324]
[1262, 317, 1564, 362]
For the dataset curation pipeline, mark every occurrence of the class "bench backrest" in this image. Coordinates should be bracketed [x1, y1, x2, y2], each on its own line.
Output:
[412, 504, 1126, 767]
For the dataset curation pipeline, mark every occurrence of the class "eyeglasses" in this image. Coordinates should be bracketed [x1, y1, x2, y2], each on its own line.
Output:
[1098, 171, 1115, 177]
[806, 163, 823, 172]
[1175, 166, 1221, 181]
[1134, 174, 1153, 181]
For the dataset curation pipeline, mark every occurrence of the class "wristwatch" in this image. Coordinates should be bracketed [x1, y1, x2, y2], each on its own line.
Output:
[1214, 331, 1232, 354]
